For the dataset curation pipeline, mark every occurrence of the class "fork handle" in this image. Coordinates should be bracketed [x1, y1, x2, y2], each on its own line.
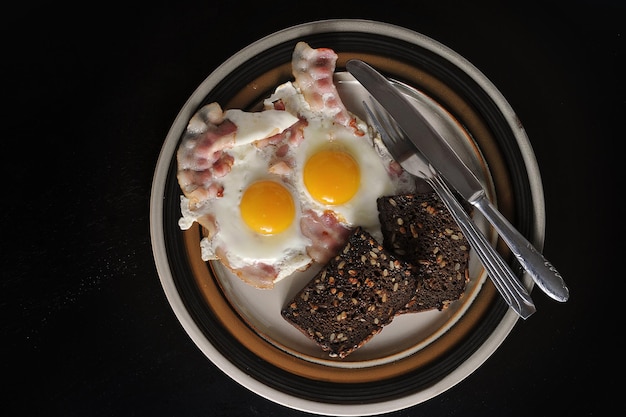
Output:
[429, 173, 536, 319]
[471, 195, 569, 302]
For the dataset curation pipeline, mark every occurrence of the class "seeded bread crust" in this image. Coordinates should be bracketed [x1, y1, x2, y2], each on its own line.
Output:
[280, 227, 417, 359]
[377, 192, 471, 313]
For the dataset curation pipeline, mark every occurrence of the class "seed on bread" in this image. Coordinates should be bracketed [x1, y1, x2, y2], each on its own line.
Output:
[377, 192, 471, 313]
[281, 227, 417, 359]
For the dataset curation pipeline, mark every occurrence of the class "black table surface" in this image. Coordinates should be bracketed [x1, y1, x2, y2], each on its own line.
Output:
[3, 1, 623, 415]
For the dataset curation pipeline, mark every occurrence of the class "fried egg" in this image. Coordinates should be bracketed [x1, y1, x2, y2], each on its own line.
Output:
[268, 81, 414, 243]
[295, 119, 402, 242]
[179, 106, 314, 287]
[205, 146, 313, 282]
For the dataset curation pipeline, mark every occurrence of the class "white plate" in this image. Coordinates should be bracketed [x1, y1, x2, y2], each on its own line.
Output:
[214, 72, 491, 365]
[150, 19, 545, 416]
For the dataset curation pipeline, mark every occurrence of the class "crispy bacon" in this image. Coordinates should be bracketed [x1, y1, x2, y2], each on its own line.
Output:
[235, 263, 277, 289]
[215, 247, 278, 289]
[176, 103, 237, 209]
[388, 160, 405, 177]
[301, 210, 353, 264]
[292, 42, 363, 135]
[271, 99, 287, 111]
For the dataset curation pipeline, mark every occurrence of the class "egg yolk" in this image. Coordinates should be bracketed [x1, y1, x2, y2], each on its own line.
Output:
[240, 180, 295, 235]
[304, 149, 360, 205]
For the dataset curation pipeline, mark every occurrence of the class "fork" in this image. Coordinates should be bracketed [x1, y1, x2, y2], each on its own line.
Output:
[364, 100, 536, 319]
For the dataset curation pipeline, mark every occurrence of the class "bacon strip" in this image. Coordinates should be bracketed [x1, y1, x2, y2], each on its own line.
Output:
[176, 103, 237, 210]
[292, 41, 361, 134]
[215, 246, 278, 289]
[301, 210, 353, 265]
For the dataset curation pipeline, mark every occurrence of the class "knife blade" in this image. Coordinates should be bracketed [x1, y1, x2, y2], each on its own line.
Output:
[346, 59, 569, 302]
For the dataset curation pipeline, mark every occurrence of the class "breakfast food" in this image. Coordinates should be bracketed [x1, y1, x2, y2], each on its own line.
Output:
[377, 192, 471, 312]
[280, 227, 417, 358]
[176, 40, 474, 359]
[176, 41, 414, 288]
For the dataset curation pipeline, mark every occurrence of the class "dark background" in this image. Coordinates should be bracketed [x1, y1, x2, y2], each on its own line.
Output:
[2, 0, 622, 415]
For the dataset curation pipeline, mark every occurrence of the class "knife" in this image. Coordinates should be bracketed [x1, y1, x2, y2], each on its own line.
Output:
[346, 59, 569, 302]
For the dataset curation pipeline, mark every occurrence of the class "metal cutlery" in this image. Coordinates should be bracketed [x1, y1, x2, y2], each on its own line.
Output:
[347, 59, 569, 303]
[363, 100, 536, 319]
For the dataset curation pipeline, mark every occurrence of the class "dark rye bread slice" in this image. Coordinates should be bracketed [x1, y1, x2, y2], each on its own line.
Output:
[377, 192, 471, 313]
[281, 227, 416, 359]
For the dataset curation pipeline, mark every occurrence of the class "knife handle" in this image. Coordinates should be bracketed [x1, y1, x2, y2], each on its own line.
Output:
[472, 195, 569, 302]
